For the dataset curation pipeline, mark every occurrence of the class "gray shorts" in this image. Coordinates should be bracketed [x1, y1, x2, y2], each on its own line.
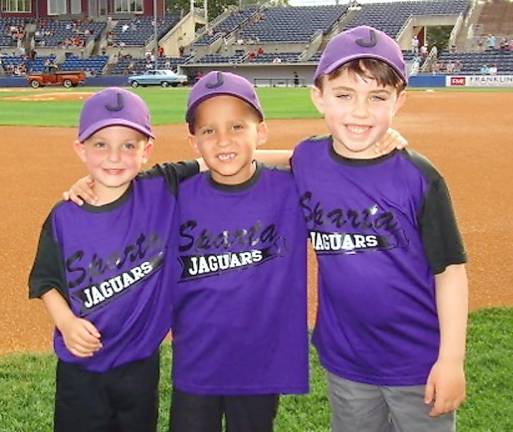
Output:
[327, 372, 456, 432]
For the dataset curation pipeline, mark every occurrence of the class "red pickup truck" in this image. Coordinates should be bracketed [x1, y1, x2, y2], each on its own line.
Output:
[28, 68, 86, 89]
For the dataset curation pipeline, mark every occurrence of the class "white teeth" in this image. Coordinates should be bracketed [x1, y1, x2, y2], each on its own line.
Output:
[347, 125, 369, 134]
[218, 153, 235, 161]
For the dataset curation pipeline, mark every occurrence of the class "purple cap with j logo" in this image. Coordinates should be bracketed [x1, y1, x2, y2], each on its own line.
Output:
[314, 25, 406, 84]
[186, 71, 264, 131]
[78, 87, 154, 142]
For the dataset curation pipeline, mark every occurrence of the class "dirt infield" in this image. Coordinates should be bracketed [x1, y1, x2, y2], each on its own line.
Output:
[1, 90, 512, 355]
[4, 92, 95, 102]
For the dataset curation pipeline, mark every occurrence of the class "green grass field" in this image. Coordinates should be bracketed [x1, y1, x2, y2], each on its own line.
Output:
[1, 308, 511, 432]
[0, 87, 320, 126]
[2, 86, 513, 127]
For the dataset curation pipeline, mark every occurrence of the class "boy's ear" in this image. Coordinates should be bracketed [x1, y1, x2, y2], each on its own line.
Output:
[141, 140, 154, 164]
[73, 140, 87, 162]
[310, 85, 325, 115]
[393, 91, 407, 115]
[256, 121, 268, 148]
[188, 133, 201, 155]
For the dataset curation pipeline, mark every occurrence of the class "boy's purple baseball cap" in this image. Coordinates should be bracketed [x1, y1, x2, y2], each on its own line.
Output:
[314, 25, 406, 84]
[186, 71, 263, 132]
[78, 87, 154, 142]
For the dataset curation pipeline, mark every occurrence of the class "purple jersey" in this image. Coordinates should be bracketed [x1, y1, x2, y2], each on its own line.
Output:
[29, 162, 198, 372]
[172, 163, 309, 395]
[292, 137, 466, 386]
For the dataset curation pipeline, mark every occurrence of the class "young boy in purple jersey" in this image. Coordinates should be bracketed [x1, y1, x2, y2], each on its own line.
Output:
[169, 71, 309, 432]
[29, 87, 200, 432]
[291, 26, 468, 431]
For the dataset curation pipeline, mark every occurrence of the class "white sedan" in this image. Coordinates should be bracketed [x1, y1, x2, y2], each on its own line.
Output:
[128, 70, 188, 88]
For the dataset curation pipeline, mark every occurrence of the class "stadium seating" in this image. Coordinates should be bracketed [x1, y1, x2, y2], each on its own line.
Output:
[111, 15, 180, 47]
[437, 49, 513, 74]
[240, 6, 347, 43]
[34, 19, 105, 47]
[1, 55, 56, 73]
[344, 0, 470, 38]
[195, 51, 246, 64]
[194, 7, 259, 46]
[0, 17, 28, 47]
[246, 51, 301, 63]
[61, 55, 109, 74]
[111, 55, 192, 75]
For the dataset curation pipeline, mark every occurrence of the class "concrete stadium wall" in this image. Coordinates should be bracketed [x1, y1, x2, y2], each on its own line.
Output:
[2, 71, 513, 88]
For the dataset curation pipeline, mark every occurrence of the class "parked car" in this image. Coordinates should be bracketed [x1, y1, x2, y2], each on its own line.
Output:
[128, 70, 188, 88]
[27, 67, 86, 89]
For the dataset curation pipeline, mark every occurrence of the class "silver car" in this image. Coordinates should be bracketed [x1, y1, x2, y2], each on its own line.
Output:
[128, 70, 188, 88]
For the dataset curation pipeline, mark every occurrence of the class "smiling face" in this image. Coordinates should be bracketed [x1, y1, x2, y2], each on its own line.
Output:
[74, 125, 153, 203]
[312, 63, 405, 159]
[189, 95, 268, 185]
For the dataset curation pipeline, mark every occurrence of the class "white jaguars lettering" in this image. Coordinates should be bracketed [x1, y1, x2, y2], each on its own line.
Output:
[187, 250, 265, 276]
[309, 232, 379, 252]
[83, 261, 155, 309]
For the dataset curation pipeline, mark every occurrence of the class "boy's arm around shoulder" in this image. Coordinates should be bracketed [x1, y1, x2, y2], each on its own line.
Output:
[64, 160, 202, 206]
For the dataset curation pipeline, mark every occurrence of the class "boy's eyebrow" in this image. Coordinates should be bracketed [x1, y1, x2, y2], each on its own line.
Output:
[330, 86, 355, 92]
[369, 89, 393, 95]
[330, 86, 392, 96]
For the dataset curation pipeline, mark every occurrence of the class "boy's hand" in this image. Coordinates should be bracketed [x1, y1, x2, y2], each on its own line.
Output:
[424, 359, 466, 416]
[375, 128, 408, 155]
[63, 175, 97, 206]
[58, 315, 102, 358]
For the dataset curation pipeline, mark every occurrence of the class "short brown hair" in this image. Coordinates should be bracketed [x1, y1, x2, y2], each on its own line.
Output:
[315, 58, 406, 93]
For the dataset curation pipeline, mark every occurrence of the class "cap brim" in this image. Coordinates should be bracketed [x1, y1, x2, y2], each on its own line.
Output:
[79, 118, 155, 142]
[315, 54, 406, 83]
[186, 91, 264, 129]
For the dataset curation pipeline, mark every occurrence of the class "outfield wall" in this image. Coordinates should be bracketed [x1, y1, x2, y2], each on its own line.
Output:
[1, 72, 513, 88]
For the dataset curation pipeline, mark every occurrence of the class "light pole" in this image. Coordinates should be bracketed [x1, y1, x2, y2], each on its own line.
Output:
[153, 0, 158, 53]
[204, 0, 208, 31]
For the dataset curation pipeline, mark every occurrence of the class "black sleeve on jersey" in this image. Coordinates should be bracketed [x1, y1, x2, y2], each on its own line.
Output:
[140, 160, 200, 195]
[28, 215, 68, 301]
[407, 150, 467, 274]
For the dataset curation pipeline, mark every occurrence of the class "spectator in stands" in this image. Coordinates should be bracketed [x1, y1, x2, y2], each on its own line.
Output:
[477, 36, 484, 51]
[248, 51, 256, 61]
[179, 45, 185, 56]
[420, 44, 428, 58]
[158, 46, 165, 57]
[487, 34, 496, 50]
[121, 23, 129, 33]
[411, 35, 419, 54]
[489, 64, 497, 75]
[272, 56, 282, 64]
[257, 47, 264, 56]
[499, 38, 508, 51]
[164, 59, 171, 70]
[446, 61, 454, 74]
[480, 64, 489, 74]
[293, 71, 299, 87]
[454, 60, 462, 73]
